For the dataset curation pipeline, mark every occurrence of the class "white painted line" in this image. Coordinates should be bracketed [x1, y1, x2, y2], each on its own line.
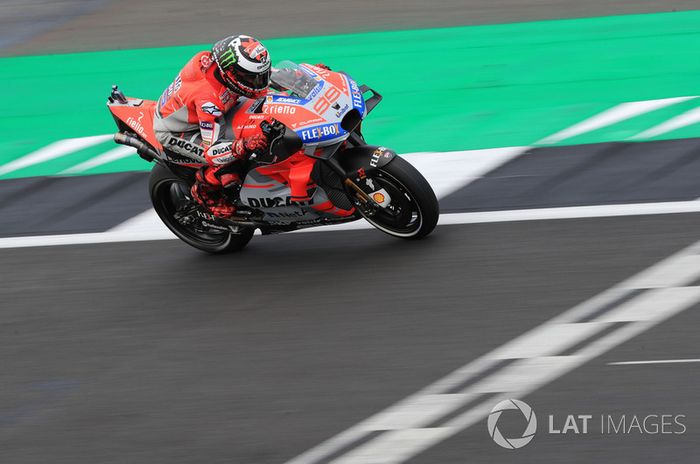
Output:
[3, 200, 700, 249]
[333, 428, 450, 464]
[282, 238, 700, 464]
[620, 253, 700, 289]
[402, 147, 527, 199]
[106, 208, 163, 233]
[487, 322, 607, 360]
[630, 106, 700, 140]
[362, 394, 475, 430]
[437, 200, 700, 224]
[608, 359, 700, 365]
[0, 134, 112, 176]
[597, 286, 700, 323]
[537, 96, 697, 145]
[60, 146, 136, 174]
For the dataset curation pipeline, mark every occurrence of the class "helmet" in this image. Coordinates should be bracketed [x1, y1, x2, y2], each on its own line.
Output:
[211, 35, 271, 99]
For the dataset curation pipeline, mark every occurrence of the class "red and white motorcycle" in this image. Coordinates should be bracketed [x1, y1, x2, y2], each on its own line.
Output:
[108, 61, 438, 253]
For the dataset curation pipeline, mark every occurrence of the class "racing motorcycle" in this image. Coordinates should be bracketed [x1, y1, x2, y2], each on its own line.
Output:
[107, 61, 439, 253]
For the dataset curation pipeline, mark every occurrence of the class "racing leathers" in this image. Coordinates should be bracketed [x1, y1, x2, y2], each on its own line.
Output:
[153, 51, 267, 217]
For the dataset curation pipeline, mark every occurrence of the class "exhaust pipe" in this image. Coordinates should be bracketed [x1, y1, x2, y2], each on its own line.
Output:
[114, 132, 159, 162]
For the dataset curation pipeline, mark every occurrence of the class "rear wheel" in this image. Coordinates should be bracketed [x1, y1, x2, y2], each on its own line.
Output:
[357, 156, 439, 239]
[149, 164, 254, 254]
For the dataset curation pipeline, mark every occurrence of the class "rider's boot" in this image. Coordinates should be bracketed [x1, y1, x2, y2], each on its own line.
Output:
[191, 166, 239, 218]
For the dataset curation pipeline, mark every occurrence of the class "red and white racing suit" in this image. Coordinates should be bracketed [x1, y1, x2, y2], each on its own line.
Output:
[153, 51, 267, 217]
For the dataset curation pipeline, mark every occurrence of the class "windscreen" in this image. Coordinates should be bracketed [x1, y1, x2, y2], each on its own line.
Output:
[270, 61, 321, 100]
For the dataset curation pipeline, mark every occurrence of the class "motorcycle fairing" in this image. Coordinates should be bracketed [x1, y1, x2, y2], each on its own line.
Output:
[108, 98, 162, 151]
[239, 151, 355, 224]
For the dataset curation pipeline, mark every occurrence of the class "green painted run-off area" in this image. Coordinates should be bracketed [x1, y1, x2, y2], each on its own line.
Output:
[2, 10, 700, 178]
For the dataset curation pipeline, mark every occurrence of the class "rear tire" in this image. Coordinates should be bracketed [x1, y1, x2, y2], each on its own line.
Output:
[359, 156, 439, 239]
[149, 164, 254, 254]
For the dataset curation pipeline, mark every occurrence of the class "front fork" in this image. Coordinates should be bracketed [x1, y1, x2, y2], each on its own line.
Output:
[325, 157, 392, 216]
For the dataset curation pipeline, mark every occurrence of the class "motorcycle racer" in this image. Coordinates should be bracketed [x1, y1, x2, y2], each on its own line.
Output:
[153, 34, 272, 217]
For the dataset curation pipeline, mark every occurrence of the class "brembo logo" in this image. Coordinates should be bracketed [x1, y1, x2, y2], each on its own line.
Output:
[487, 399, 537, 449]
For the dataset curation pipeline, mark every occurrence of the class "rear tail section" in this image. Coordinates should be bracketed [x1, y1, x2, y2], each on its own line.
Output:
[107, 85, 162, 155]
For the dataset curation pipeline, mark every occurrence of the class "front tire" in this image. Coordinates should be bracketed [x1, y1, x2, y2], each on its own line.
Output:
[149, 164, 254, 254]
[358, 156, 439, 239]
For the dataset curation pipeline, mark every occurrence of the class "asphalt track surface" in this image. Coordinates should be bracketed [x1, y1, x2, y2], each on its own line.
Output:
[2, 214, 700, 463]
[3, 0, 700, 55]
[4, 1, 700, 463]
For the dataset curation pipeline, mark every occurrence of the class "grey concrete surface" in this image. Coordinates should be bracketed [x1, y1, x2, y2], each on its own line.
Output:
[2, 0, 699, 56]
[2, 215, 700, 462]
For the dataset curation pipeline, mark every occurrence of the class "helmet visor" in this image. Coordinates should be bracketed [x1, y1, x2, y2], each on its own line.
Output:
[236, 67, 271, 91]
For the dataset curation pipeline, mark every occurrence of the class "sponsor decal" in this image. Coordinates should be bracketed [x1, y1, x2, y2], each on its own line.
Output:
[247, 97, 265, 114]
[349, 79, 365, 112]
[201, 221, 231, 232]
[311, 65, 332, 78]
[219, 89, 234, 105]
[213, 155, 235, 165]
[298, 123, 343, 143]
[211, 144, 232, 157]
[200, 54, 212, 69]
[167, 137, 204, 157]
[200, 121, 214, 130]
[266, 210, 306, 219]
[370, 147, 387, 167]
[264, 105, 297, 115]
[249, 45, 268, 63]
[291, 117, 325, 129]
[306, 81, 325, 101]
[196, 210, 216, 221]
[201, 102, 222, 117]
[167, 154, 201, 164]
[372, 192, 385, 204]
[158, 75, 182, 110]
[334, 103, 350, 118]
[218, 48, 237, 67]
[370, 188, 391, 207]
[126, 112, 146, 136]
[271, 96, 306, 105]
[357, 167, 366, 180]
[247, 196, 315, 208]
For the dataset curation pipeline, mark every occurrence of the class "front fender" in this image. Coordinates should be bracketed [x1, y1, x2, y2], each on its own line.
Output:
[335, 145, 397, 177]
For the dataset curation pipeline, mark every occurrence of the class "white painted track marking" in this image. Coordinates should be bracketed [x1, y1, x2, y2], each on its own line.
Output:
[0, 134, 112, 176]
[537, 96, 697, 145]
[60, 146, 136, 174]
[401, 147, 526, 199]
[281, 240, 700, 464]
[2, 200, 700, 249]
[608, 359, 700, 365]
[631, 106, 700, 140]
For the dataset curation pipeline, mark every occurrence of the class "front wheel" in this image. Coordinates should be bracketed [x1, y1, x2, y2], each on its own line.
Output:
[358, 156, 439, 239]
[149, 164, 254, 254]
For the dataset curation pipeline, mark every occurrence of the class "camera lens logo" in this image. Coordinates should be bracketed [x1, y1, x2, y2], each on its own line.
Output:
[487, 399, 537, 449]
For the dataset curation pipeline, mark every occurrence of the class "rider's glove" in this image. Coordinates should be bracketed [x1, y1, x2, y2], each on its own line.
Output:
[233, 133, 269, 157]
[315, 63, 331, 70]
